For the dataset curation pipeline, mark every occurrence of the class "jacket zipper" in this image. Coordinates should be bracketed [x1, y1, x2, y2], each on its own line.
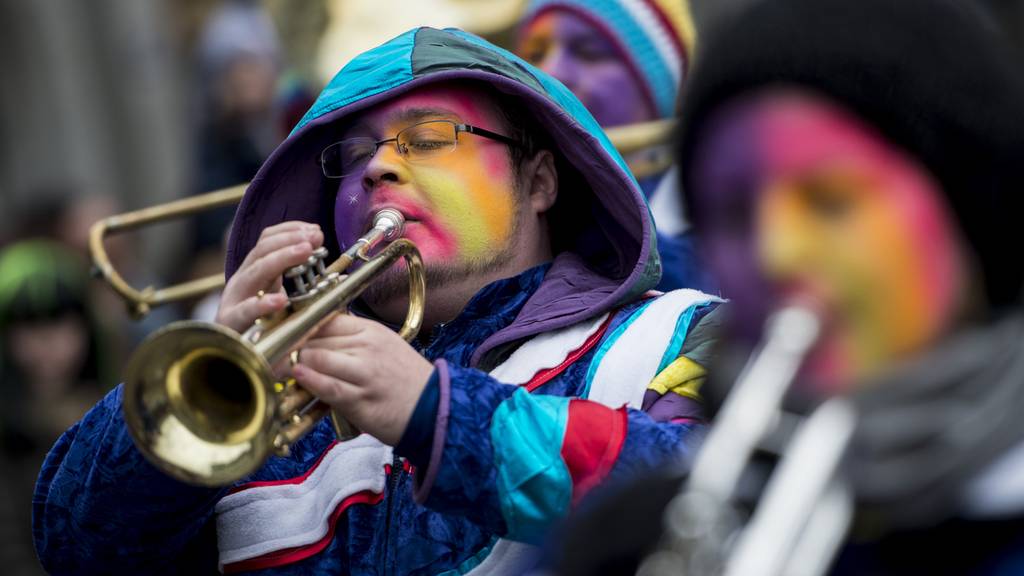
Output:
[384, 321, 442, 572]
[414, 321, 446, 354]
[382, 454, 402, 574]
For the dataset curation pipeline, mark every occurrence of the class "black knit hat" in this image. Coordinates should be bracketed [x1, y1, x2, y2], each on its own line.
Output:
[678, 0, 1024, 310]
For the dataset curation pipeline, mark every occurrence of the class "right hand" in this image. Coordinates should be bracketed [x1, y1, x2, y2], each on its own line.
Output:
[215, 221, 324, 333]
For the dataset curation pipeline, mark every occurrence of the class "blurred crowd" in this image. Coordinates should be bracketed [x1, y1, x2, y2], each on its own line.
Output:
[0, 1, 320, 572]
[1, 0, 1023, 574]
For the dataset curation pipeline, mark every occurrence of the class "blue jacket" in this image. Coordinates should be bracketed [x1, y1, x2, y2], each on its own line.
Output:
[34, 27, 720, 575]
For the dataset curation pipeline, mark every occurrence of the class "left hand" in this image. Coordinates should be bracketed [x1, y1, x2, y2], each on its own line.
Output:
[292, 313, 434, 445]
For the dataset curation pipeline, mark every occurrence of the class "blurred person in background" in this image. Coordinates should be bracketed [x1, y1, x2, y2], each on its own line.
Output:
[263, 0, 326, 142]
[15, 187, 122, 259]
[0, 241, 110, 575]
[545, 0, 1024, 574]
[185, 0, 320, 322]
[516, 0, 716, 294]
[16, 188, 176, 352]
[193, 0, 284, 255]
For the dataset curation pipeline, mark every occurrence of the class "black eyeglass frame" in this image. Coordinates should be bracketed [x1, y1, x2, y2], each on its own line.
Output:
[319, 120, 524, 179]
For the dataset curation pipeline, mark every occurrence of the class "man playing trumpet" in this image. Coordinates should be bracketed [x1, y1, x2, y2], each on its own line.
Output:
[34, 27, 719, 575]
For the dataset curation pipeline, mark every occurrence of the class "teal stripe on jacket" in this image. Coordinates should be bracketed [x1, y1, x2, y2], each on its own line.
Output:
[491, 389, 572, 543]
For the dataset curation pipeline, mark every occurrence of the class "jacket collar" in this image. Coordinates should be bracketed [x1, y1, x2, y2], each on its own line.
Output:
[421, 264, 550, 367]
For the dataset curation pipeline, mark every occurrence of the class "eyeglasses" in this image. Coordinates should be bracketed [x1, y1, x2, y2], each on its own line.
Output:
[319, 120, 523, 179]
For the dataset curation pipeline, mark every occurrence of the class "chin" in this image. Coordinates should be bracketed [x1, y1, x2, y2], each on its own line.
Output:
[361, 289, 412, 324]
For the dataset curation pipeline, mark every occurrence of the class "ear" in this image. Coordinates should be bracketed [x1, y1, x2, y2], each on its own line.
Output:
[519, 149, 559, 214]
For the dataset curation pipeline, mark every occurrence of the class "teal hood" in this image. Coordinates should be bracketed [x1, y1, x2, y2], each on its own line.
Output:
[226, 27, 661, 364]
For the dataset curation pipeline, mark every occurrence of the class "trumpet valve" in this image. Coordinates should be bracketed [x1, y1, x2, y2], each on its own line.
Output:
[286, 247, 332, 298]
[272, 436, 291, 458]
[286, 264, 309, 295]
[312, 247, 329, 276]
[304, 256, 318, 288]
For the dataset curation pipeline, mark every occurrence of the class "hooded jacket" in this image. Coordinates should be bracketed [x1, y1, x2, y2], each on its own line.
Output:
[33, 28, 719, 575]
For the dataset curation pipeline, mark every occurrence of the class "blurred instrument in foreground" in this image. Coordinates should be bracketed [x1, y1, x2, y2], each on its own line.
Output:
[639, 306, 857, 576]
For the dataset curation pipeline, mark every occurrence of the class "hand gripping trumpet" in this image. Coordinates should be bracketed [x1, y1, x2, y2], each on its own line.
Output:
[92, 197, 424, 486]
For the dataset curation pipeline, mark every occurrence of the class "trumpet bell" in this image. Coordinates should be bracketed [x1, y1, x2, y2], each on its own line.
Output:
[123, 321, 278, 486]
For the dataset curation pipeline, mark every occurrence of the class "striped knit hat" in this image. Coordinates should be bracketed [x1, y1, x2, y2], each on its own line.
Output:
[519, 0, 696, 118]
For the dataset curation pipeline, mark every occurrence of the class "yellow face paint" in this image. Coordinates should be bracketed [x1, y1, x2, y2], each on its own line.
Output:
[413, 154, 516, 262]
[692, 90, 970, 393]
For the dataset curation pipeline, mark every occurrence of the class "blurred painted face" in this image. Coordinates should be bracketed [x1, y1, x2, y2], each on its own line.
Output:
[335, 84, 523, 297]
[8, 312, 88, 395]
[517, 10, 656, 127]
[691, 90, 970, 393]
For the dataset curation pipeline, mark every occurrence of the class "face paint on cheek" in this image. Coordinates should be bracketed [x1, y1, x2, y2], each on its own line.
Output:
[465, 161, 516, 243]
[478, 140, 513, 180]
[691, 102, 778, 340]
[423, 92, 519, 225]
[832, 168, 966, 382]
[882, 161, 965, 331]
[761, 126, 964, 388]
[416, 163, 515, 262]
[335, 179, 368, 249]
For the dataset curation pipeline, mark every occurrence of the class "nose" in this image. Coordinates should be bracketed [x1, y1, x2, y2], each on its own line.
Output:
[361, 141, 408, 193]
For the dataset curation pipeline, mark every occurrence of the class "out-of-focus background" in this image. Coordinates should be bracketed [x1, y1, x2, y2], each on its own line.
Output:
[0, 0, 1021, 573]
[0, 1, 539, 573]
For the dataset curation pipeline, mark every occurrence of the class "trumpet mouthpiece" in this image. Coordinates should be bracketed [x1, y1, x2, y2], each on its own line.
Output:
[373, 208, 405, 240]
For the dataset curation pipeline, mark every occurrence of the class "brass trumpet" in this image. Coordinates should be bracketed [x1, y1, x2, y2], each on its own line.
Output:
[605, 118, 675, 157]
[92, 199, 425, 486]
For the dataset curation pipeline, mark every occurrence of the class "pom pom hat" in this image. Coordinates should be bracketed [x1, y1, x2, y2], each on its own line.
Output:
[519, 0, 697, 118]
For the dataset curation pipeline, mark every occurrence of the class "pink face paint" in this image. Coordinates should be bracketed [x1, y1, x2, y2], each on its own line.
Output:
[517, 10, 656, 126]
[691, 90, 970, 393]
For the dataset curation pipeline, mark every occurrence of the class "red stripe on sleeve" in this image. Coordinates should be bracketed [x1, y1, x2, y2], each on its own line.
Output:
[524, 313, 615, 392]
[560, 401, 629, 506]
